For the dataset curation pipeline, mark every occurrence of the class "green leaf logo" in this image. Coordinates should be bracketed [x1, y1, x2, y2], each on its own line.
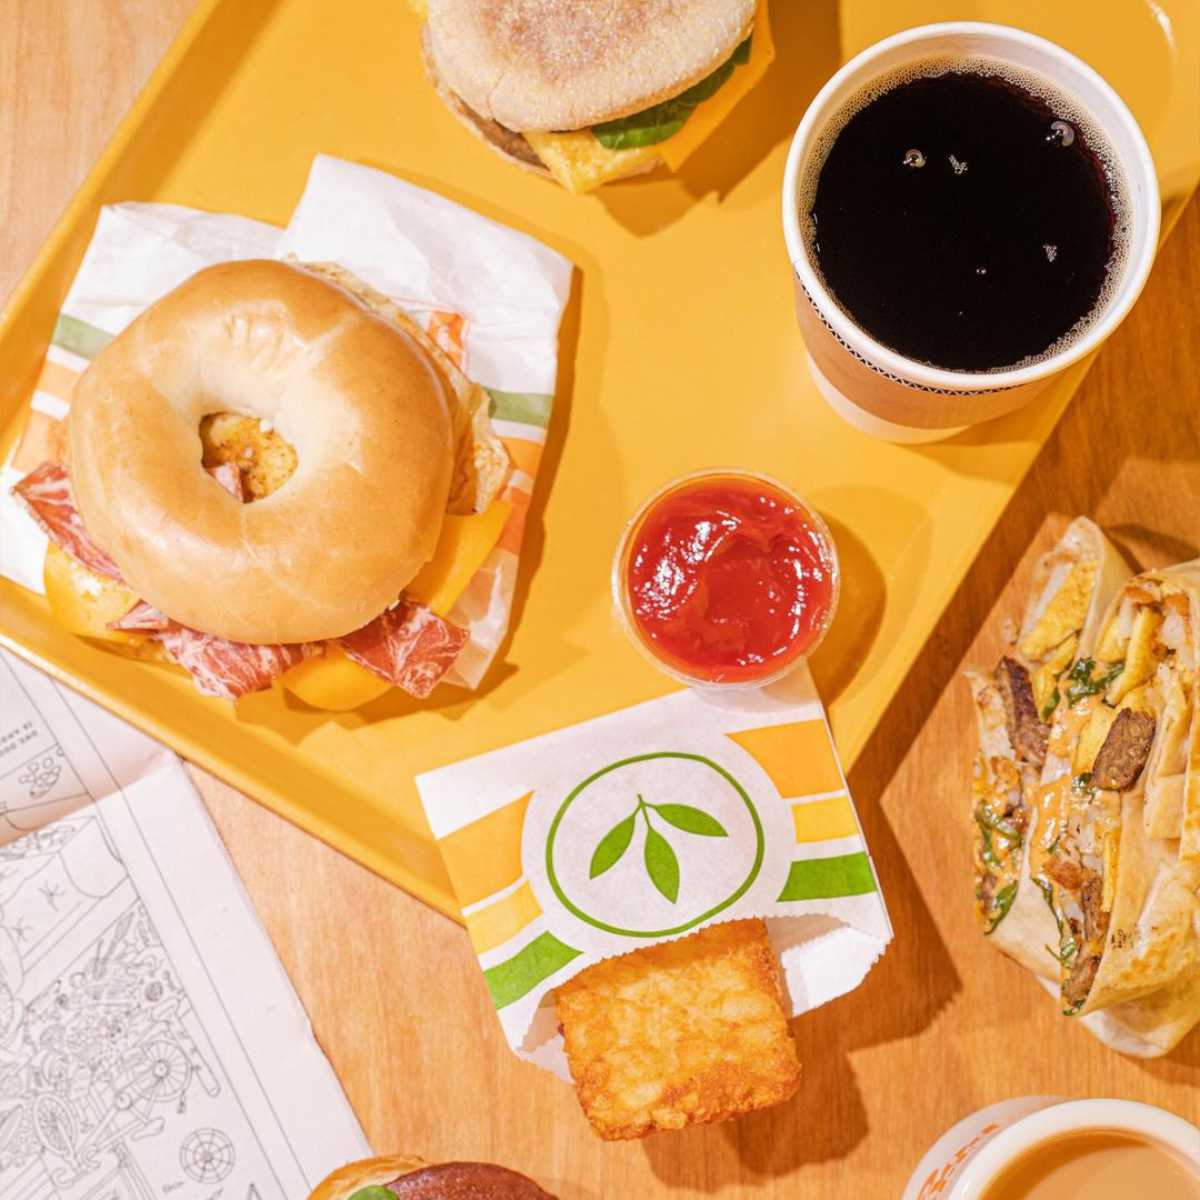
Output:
[644, 827, 680, 902]
[655, 804, 728, 838]
[585, 792, 728, 904]
[589, 813, 637, 879]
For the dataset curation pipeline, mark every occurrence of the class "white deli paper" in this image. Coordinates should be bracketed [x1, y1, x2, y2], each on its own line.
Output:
[416, 671, 893, 1078]
[0, 154, 572, 689]
[0, 646, 370, 1197]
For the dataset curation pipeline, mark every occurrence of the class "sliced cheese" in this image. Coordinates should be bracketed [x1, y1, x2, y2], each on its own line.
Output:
[286, 498, 511, 708]
[524, 132, 660, 196]
[407, 499, 512, 616]
[658, 0, 775, 171]
[525, 0, 774, 193]
[44, 542, 140, 646]
[408, 0, 428, 17]
[44, 544, 169, 663]
[282, 646, 391, 711]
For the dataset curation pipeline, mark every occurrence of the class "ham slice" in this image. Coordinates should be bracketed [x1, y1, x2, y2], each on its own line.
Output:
[108, 600, 174, 633]
[109, 601, 311, 700]
[155, 628, 312, 701]
[10, 461, 124, 582]
[339, 598, 467, 699]
[205, 461, 244, 500]
[15, 464, 464, 703]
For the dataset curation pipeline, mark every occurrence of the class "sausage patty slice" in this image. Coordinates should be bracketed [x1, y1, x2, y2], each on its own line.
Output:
[1063, 951, 1100, 1010]
[994, 656, 1048, 768]
[1091, 708, 1157, 791]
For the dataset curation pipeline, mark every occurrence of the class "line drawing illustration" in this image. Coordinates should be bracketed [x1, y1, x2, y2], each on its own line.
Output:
[0, 820, 230, 1198]
[0, 652, 368, 1199]
[180, 1128, 235, 1184]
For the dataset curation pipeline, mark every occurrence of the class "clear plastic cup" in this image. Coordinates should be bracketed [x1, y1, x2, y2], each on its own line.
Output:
[611, 468, 840, 690]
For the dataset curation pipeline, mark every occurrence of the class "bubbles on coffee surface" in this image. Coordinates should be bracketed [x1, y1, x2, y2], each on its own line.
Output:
[1047, 119, 1076, 147]
[802, 59, 1128, 372]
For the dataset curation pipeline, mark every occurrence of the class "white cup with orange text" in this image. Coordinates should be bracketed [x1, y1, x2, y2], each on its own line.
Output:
[903, 1096, 1200, 1199]
[781, 23, 1160, 444]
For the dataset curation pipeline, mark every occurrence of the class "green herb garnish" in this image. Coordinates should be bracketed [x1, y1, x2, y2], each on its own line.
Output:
[1064, 657, 1124, 705]
[1041, 687, 1061, 721]
[987, 881, 1018, 931]
[1047, 933, 1078, 965]
[977, 821, 999, 867]
[1072, 772, 1094, 795]
[975, 805, 1022, 849]
[593, 37, 752, 150]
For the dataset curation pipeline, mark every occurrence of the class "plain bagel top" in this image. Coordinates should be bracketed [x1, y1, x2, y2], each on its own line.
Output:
[68, 260, 454, 645]
[425, 0, 757, 133]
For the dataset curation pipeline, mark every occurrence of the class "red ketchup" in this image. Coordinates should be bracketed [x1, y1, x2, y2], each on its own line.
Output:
[619, 473, 838, 685]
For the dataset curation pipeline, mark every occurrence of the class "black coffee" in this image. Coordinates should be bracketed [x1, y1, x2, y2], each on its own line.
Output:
[808, 65, 1124, 372]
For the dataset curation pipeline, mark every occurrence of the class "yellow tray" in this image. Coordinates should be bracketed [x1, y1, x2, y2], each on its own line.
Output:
[1, 0, 1195, 920]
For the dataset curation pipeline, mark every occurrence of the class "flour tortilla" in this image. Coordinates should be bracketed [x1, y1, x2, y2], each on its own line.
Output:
[1064, 564, 1200, 1025]
[968, 518, 1130, 976]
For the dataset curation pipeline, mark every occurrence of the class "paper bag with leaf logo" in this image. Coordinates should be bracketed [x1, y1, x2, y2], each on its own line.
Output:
[416, 675, 892, 1075]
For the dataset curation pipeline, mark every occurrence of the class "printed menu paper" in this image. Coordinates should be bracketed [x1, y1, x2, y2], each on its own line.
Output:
[0, 647, 369, 1198]
[416, 671, 892, 1078]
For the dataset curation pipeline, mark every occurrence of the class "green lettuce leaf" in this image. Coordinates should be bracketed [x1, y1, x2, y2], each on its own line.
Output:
[592, 37, 752, 151]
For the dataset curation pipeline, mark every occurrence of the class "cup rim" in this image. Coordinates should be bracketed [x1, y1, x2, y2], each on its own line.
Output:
[950, 1099, 1200, 1196]
[781, 20, 1162, 394]
[610, 467, 841, 690]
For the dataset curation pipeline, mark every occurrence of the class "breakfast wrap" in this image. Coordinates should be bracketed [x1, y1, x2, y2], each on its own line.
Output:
[1031, 563, 1200, 1022]
[966, 517, 1129, 974]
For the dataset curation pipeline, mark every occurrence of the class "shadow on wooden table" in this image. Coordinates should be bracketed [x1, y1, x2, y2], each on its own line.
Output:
[829, 193, 1200, 826]
[808, 511, 887, 710]
[640, 737, 960, 1188]
[598, 0, 843, 238]
[642, 188, 1200, 1192]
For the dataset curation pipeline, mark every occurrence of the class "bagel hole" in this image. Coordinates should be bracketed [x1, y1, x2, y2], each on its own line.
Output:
[199, 413, 297, 502]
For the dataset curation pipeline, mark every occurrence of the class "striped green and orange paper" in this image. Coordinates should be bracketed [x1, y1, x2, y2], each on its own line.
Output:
[1, 156, 573, 692]
[416, 675, 892, 1074]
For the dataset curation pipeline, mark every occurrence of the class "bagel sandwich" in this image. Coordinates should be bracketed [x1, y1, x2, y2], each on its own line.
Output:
[11, 259, 513, 709]
[309, 1154, 556, 1199]
[412, 0, 776, 194]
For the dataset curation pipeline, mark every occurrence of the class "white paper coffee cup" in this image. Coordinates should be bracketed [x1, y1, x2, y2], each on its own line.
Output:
[902, 1096, 1200, 1199]
[781, 22, 1160, 443]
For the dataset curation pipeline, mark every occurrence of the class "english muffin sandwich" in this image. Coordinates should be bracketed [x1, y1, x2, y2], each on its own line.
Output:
[310, 1154, 556, 1198]
[412, 0, 775, 193]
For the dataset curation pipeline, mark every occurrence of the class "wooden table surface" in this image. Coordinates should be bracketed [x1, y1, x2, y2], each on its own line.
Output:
[3, 3, 1198, 1197]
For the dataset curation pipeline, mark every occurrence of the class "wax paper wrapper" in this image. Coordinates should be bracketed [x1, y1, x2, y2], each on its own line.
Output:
[0, 153, 571, 690]
[416, 671, 893, 1078]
